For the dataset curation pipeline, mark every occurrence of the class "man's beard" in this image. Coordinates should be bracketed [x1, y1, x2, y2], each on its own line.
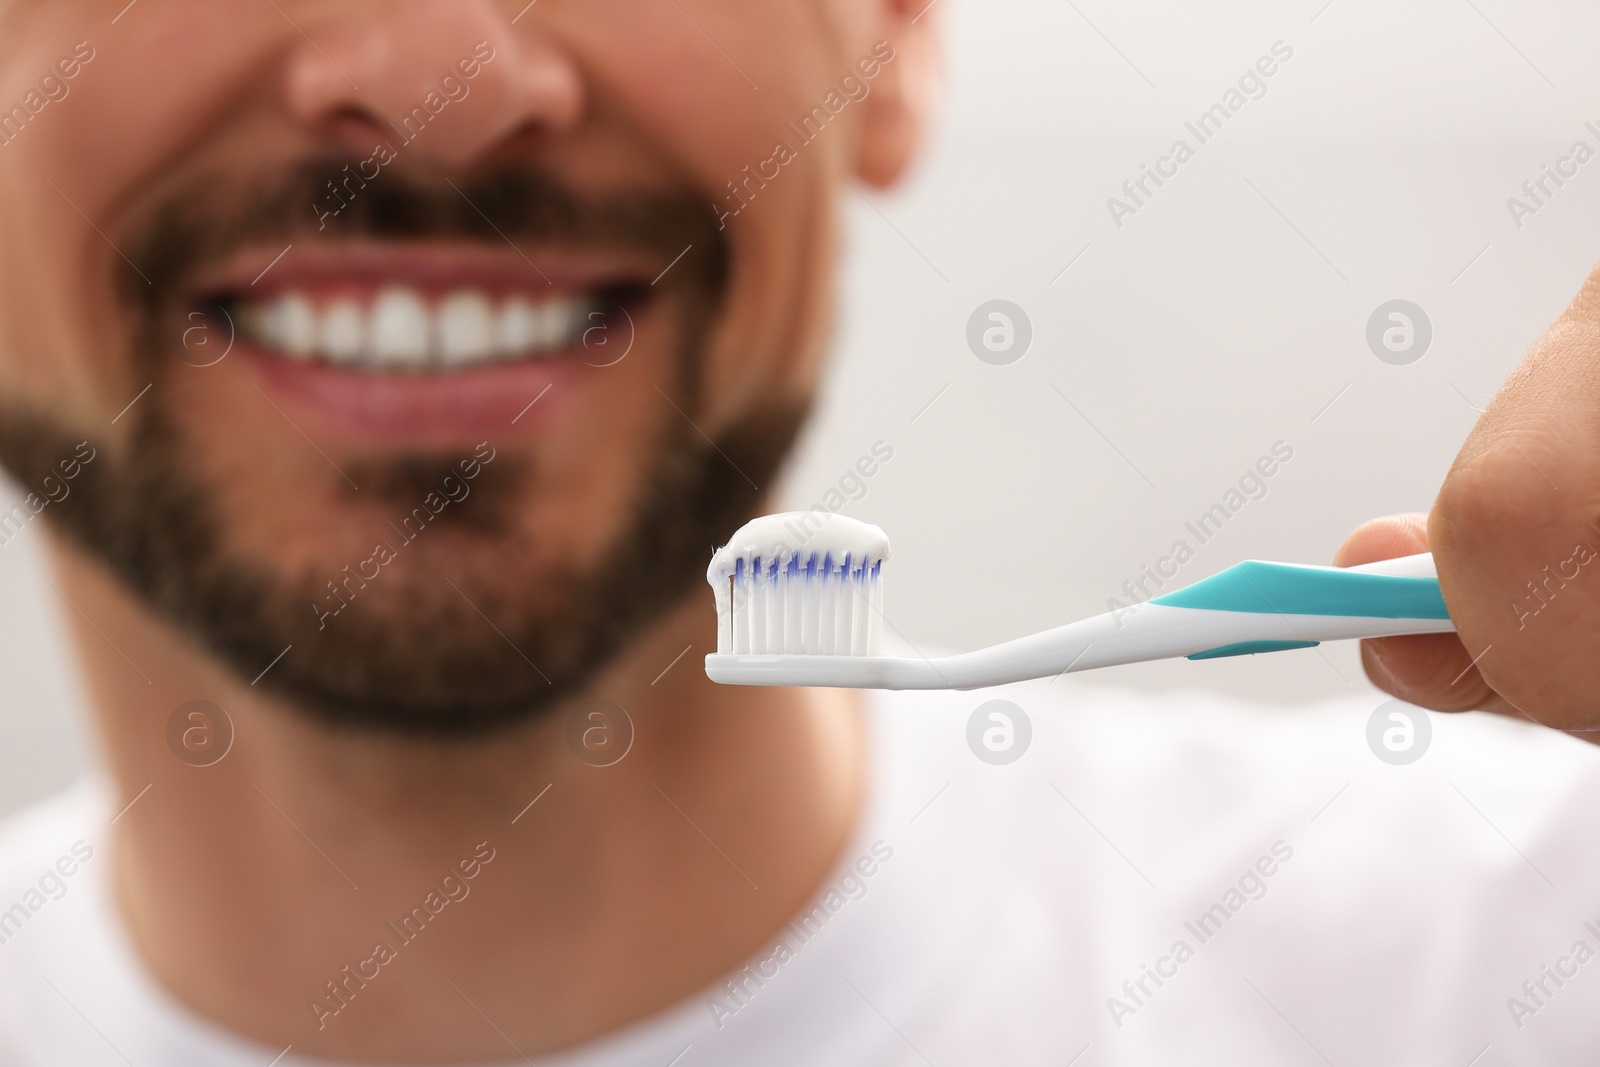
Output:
[0, 159, 806, 736]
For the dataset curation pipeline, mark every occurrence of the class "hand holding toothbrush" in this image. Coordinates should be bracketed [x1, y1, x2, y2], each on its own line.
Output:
[1343, 258, 1600, 741]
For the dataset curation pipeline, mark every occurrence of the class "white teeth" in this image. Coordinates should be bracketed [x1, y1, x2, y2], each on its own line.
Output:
[259, 293, 317, 357]
[318, 299, 365, 364]
[368, 287, 430, 368]
[238, 288, 593, 371]
[542, 302, 575, 348]
[497, 296, 543, 354]
[436, 290, 495, 367]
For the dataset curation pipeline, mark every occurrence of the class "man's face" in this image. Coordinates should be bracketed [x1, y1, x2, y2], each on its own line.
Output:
[0, 0, 923, 731]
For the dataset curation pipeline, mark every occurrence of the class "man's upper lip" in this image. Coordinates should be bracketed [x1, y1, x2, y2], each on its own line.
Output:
[191, 240, 656, 299]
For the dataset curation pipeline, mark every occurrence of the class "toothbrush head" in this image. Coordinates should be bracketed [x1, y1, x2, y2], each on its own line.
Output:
[706, 512, 890, 657]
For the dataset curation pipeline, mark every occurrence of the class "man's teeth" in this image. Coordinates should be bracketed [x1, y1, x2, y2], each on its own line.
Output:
[241, 287, 588, 370]
[319, 300, 365, 363]
[369, 288, 429, 367]
[437, 291, 496, 366]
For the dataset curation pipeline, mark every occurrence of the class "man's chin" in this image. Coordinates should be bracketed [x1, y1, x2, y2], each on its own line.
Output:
[250, 577, 590, 736]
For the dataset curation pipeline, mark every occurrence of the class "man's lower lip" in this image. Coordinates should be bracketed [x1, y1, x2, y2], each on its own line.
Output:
[246, 347, 584, 440]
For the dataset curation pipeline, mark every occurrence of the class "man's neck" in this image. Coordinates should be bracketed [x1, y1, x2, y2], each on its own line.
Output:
[48, 536, 866, 1061]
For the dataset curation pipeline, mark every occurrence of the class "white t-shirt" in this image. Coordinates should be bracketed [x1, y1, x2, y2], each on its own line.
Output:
[0, 679, 1597, 1066]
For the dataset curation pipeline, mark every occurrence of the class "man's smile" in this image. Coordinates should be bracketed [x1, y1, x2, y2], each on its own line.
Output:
[186, 239, 662, 438]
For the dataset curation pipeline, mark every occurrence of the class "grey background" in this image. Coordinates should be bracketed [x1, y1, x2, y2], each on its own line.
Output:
[4, 0, 1598, 815]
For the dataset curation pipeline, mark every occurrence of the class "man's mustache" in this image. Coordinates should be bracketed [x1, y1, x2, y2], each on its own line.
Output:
[120, 157, 728, 316]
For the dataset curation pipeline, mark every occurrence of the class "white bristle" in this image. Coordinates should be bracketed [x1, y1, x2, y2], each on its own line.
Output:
[707, 513, 890, 657]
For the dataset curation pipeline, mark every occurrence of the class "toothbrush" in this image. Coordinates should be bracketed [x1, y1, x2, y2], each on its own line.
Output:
[703, 512, 1454, 690]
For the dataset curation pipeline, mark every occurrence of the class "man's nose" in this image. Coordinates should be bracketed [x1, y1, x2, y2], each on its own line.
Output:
[279, 0, 584, 167]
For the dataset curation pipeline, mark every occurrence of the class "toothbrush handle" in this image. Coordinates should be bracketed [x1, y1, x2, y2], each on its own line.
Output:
[1342, 551, 1440, 581]
[1139, 551, 1452, 662]
[930, 553, 1456, 684]
[1149, 552, 1449, 622]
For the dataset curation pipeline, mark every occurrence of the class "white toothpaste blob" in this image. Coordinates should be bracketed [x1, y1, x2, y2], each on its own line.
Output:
[707, 512, 890, 656]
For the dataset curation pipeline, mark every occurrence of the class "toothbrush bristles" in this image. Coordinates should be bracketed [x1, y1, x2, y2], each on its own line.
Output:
[706, 513, 890, 657]
[720, 553, 883, 655]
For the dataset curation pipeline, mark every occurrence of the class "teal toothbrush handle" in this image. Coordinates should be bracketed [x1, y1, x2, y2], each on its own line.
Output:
[1150, 553, 1449, 621]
